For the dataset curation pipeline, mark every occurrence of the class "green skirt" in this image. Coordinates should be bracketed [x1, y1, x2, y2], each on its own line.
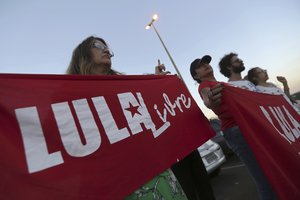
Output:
[125, 169, 187, 200]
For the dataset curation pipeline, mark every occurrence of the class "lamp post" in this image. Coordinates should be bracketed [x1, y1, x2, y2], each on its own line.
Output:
[145, 14, 184, 81]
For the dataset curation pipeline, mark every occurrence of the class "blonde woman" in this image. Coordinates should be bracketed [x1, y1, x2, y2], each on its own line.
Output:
[67, 36, 187, 200]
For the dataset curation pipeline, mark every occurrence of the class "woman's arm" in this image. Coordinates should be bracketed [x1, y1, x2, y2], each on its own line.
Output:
[276, 76, 290, 95]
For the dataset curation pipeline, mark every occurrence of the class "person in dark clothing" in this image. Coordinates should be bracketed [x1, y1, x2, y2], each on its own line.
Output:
[171, 150, 216, 200]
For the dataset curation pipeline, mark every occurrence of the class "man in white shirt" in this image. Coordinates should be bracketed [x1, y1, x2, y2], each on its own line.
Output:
[218, 52, 256, 91]
[216, 53, 278, 199]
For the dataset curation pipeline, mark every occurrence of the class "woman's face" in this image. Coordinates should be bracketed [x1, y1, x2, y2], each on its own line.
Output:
[255, 67, 269, 82]
[194, 63, 214, 81]
[90, 40, 112, 68]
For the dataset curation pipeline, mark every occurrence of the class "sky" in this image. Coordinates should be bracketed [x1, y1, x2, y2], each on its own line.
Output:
[1, 0, 300, 119]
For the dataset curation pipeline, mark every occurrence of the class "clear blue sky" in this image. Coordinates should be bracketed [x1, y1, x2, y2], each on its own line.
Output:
[1, 0, 300, 118]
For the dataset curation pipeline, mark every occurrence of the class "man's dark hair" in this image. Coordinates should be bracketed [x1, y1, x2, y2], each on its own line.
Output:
[218, 53, 237, 78]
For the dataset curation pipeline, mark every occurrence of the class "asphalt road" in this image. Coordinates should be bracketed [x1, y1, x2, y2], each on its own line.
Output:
[210, 155, 259, 200]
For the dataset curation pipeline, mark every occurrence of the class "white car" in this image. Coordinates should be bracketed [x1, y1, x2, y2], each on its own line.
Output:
[198, 139, 226, 176]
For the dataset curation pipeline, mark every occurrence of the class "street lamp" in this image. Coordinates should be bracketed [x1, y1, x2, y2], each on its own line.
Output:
[145, 14, 184, 81]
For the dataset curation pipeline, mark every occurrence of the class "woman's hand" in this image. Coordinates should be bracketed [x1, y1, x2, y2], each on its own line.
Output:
[202, 84, 223, 110]
[276, 76, 287, 84]
[208, 84, 223, 109]
[155, 59, 171, 75]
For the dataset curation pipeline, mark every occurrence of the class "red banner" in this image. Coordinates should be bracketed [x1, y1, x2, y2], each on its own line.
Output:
[223, 85, 300, 200]
[0, 74, 215, 200]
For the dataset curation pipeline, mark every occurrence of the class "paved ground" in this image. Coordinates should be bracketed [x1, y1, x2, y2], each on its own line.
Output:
[210, 155, 259, 200]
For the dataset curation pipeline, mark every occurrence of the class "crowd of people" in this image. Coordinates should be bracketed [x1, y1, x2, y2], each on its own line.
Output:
[190, 52, 299, 200]
[65, 36, 299, 199]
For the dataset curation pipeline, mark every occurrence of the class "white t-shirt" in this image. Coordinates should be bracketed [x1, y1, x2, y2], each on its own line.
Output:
[228, 80, 257, 91]
[256, 84, 284, 95]
[256, 84, 300, 115]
